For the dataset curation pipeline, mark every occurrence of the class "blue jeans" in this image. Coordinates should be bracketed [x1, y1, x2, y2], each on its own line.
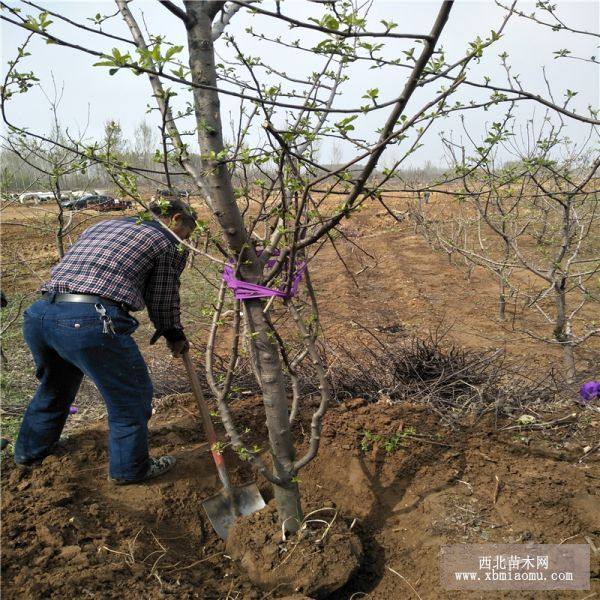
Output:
[15, 296, 153, 480]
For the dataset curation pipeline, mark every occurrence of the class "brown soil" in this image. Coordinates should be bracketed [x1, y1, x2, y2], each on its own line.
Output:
[226, 501, 362, 598]
[311, 204, 600, 375]
[1, 392, 598, 599]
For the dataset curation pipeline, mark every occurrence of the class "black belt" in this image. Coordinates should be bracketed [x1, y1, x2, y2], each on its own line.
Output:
[42, 292, 130, 312]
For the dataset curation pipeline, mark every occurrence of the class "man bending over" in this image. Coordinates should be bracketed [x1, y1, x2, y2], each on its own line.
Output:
[14, 198, 196, 485]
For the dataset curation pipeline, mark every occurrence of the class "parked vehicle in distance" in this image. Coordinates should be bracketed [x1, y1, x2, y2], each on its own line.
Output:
[61, 194, 109, 210]
[70, 189, 103, 198]
[18, 191, 77, 204]
[151, 188, 190, 202]
[91, 197, 132, 212]
[61, 194, 131, 211]
[18, 191, 56, 204]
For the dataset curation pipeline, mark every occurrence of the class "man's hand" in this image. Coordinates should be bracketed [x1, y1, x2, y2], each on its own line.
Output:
[167, 338, 190, 357]
[150, 328, 188, 356]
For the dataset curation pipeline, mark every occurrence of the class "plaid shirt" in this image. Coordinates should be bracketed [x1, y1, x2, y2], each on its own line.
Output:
[42, 217, 188, 336]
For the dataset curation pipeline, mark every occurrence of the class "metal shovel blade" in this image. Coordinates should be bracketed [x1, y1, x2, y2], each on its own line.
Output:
[202, 482, 266, 540]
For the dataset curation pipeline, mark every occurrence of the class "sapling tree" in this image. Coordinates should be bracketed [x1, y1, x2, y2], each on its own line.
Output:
[2, 0, 599, 534]
[414, 114, 521, 319]
[419, 113, 599, 380]
[2, 79, 92, 257]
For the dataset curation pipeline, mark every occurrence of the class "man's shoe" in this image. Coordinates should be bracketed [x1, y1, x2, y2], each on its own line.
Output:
[13, 440, 66, 467]
[109, 456, 176, 486]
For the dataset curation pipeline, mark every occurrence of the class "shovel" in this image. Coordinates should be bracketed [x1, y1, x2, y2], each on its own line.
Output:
[181, 351, 265, 540]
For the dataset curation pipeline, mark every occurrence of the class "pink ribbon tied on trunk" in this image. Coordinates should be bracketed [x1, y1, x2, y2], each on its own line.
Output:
[222, 251, 306, 300]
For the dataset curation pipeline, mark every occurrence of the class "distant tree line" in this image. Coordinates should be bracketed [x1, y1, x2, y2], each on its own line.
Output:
[1, 118, 194, 194]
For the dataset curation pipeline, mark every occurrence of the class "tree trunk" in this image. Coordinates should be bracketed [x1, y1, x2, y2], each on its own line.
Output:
[184, 1, 302, 530]
[553, 279, 575, 383]
[54, 184, 65, 259]
[55, 213, 65, 258]
[498, 276, 506, 322]
[244, 300, 303, 527]
[563, 340, 576, 384]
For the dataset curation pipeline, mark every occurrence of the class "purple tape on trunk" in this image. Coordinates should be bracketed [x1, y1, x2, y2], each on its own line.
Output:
[222, 252, 306, 301]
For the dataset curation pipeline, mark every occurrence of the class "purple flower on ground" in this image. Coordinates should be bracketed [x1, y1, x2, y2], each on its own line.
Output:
[579, 381, 600, 403]
[69, 405, 78, 415]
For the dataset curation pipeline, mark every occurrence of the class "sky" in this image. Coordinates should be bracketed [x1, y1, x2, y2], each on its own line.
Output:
[1, 0, 599, 168]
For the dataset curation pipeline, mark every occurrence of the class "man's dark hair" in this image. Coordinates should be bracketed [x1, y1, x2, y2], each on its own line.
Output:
[149, 197, 197, 229]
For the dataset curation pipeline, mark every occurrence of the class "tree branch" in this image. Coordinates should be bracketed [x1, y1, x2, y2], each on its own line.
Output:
[158, 0, 190, 24]
[212, 1, 252, 39]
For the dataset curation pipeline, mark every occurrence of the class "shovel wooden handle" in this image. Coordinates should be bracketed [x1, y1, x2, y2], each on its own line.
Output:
[181, 352, 234, 496]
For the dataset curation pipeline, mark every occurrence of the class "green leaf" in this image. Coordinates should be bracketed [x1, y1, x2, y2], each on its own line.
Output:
[164, 45, 183, 60]
[362, 88, 379, 100]
[335, 114, 358, 133]
[380, 19, 398, 31]
[322, 14, 339, 30]
[403, 47, 415, 61]
[553, 48, 571, 58]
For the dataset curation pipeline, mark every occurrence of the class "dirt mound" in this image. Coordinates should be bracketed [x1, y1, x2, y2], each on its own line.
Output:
[1, 419, 247, 599]
[1, 394, 598, 599]
[227, 501, 362, 598]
